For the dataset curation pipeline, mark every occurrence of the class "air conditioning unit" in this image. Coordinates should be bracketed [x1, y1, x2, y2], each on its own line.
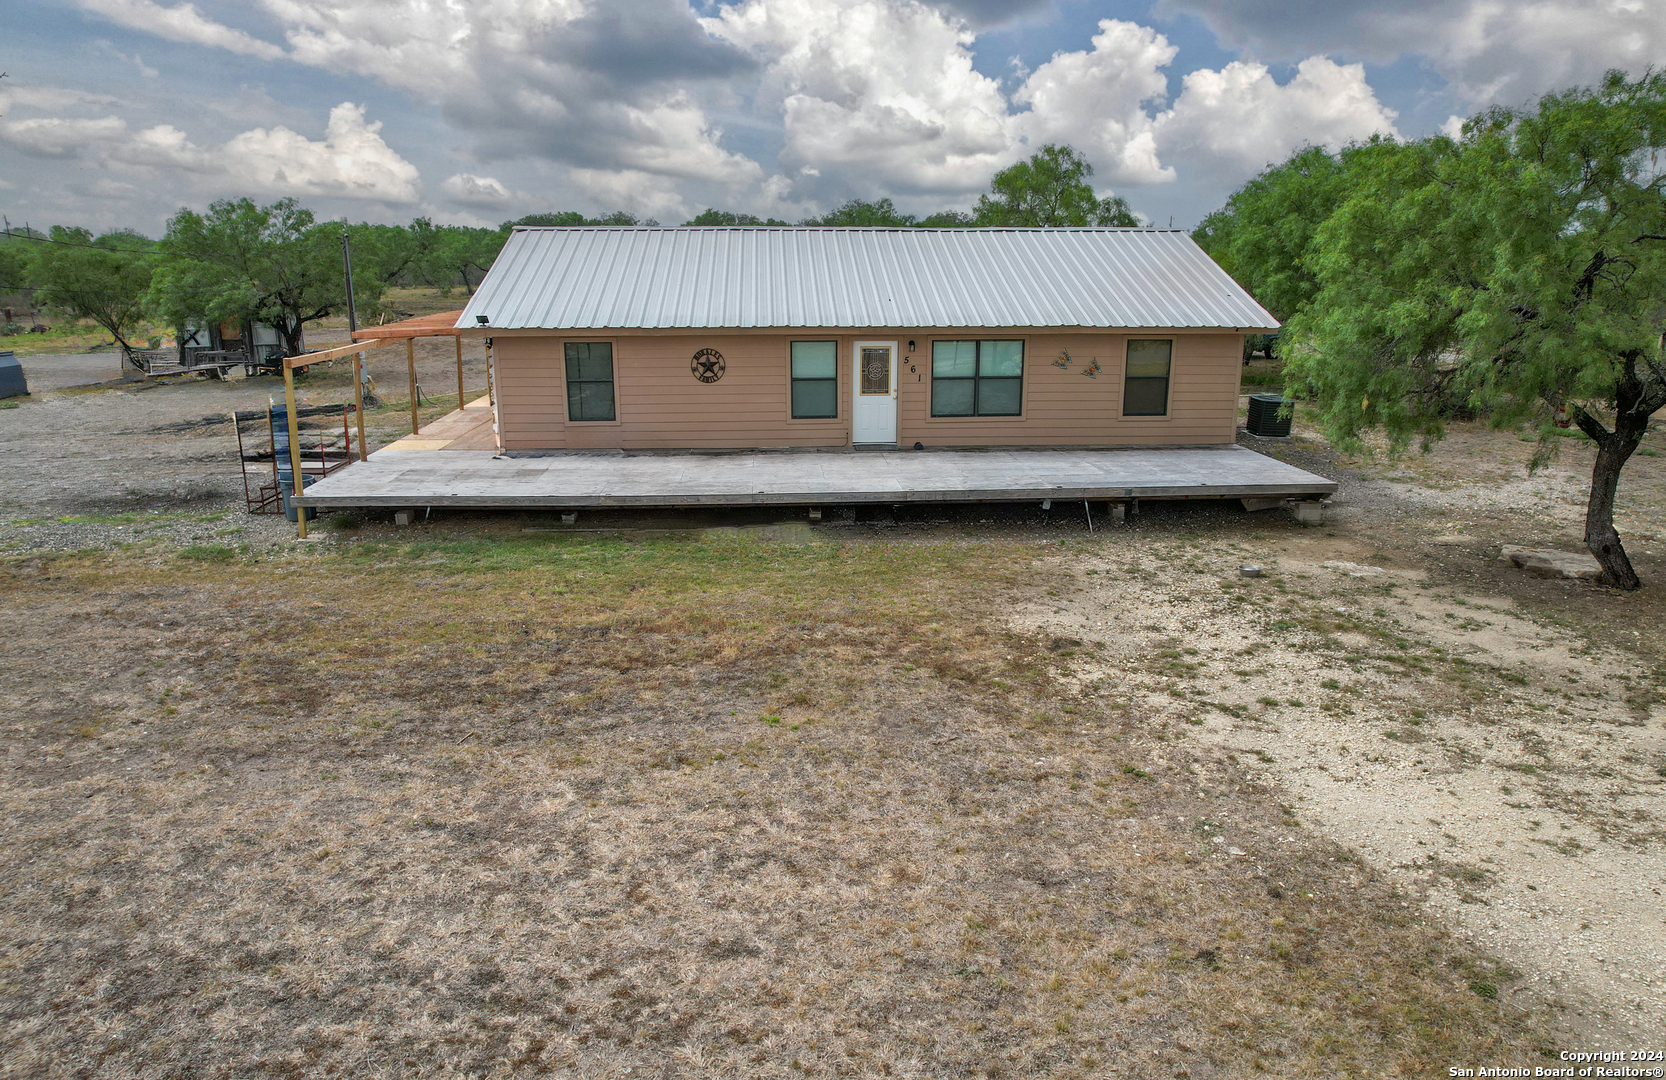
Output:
[1246, 394, 1292, 438]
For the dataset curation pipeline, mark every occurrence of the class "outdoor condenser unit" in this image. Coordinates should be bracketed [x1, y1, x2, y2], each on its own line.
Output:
[1246, 394, 1292, 438]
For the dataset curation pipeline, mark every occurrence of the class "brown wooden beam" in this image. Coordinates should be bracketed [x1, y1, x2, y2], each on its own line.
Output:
[351, 347, 368, 462]
[406, 338, 419, 435]
[283, 336, 387, 370]
[455, 335, 466, 414]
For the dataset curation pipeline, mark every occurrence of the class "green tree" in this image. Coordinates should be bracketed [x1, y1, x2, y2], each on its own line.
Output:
[918, 210, 976, 228]
[1286, 71, 1666, 589]
[29, 227, 154, 360]
[1192, 141, 1403, 322]
[0, 237, 31, 296]
[431, 226, 506, 295]
[506, 211, 658, 227]
[973, 144, 1138, 227]
[800, 198, 918, 227]
[681, 209, 792, 226]
[149, 198, 370, 357]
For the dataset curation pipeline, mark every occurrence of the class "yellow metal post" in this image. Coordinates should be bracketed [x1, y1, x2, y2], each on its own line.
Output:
[282, 360, 307, 539]
[407, 338, 418, 435]
[455, 334, 466, 412]
[351, 347, 367, 462]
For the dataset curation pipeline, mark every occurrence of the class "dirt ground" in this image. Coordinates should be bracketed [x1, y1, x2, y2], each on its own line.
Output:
[1015, 411, 1666, 1047]
[0, 377, 1663, 1076]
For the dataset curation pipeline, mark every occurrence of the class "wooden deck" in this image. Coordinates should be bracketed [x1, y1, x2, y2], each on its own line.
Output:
[295, 419, 1337, 509]
[377, 394, 498, 452]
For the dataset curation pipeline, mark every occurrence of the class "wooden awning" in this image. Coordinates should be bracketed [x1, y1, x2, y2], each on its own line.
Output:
[353, 311, 466, 340]
[284, 311, 467, 369]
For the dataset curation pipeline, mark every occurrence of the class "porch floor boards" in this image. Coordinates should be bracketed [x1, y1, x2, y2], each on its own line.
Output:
[376, 394, 497, 453]
[293, 438, 1338, 509]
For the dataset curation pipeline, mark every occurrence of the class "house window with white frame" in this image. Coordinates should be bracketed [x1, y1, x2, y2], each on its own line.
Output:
[1122, 339, 1171, 416]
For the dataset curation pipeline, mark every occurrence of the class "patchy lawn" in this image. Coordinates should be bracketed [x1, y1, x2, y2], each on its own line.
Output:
[0, 533, 1542, 1078]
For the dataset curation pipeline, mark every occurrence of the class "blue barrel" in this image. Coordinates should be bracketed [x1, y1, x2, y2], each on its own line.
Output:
[270, 405, 292, 454]
[0, 351, 26, 399]
[276, 470, 317, 522]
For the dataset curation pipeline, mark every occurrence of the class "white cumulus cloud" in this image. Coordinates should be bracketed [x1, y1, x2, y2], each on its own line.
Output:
[66, 103, 425, 204]
[0, 115, 130, 157]
[441, 173, 514, 205]
[1014, 20, 1179, 185]
[45, 0, 1420, 225]
[76, 0, 287, 60]
[705, 5, 1398, 212]
[706, 0, 1014, 202]
[1156, 56, 1399, 172]
[1157, 0, 1666, 106]
[566, 167, 691, 220]
[219, 103, 422, 202]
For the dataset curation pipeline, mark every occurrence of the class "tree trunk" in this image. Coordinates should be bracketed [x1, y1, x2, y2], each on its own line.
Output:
[1574, 400, 1649, 590]
[277, 317, 304, 360]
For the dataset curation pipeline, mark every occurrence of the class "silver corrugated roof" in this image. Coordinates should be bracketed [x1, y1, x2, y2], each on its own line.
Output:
[457, 227, 1277, 331]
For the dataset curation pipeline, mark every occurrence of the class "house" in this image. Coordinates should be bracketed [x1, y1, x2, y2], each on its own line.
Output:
[286, 226, 1336, 534]
[456, 227, 1279, 452]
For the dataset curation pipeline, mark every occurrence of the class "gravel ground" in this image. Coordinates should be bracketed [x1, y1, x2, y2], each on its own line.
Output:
[0, 338, 491, 553]
[10, 350, 130, 394]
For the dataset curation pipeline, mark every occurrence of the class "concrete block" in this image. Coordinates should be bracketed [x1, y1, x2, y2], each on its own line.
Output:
[807, 506, 822, 522]
[1290, 500, 1323, 526]
[1109, 502, 1127, 523]
[394, 509, 415, 527]
[560, 511, 578, 525]
[1240, 496, 1285, 513]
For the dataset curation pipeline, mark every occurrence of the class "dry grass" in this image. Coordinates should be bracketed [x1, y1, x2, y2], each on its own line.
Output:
[0, 533, 1543, 1077]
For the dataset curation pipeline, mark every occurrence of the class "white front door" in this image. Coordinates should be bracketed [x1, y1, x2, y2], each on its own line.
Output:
[851, 340, 898, 444]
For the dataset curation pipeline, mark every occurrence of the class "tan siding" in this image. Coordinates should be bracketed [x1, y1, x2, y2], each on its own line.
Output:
[902, 332, 1241, 447]
[492, 336, 566, 450]
[493, 327, 1244, 450]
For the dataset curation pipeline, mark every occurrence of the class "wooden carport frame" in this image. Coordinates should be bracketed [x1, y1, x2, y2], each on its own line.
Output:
[280, 309, 466, 538]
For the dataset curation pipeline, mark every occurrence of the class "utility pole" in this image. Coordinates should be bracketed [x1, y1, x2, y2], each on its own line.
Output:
[342, 229, 369, 461]
[341, 229, 359, 337]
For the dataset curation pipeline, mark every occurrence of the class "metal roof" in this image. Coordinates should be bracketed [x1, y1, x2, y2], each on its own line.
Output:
[456, 227, 1278, 332]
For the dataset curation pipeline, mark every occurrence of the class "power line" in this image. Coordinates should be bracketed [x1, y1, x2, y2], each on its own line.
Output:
[0, 227, 201, 260]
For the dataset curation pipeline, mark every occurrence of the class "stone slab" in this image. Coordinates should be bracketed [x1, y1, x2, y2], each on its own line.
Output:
[1500, 545, 1605, 581]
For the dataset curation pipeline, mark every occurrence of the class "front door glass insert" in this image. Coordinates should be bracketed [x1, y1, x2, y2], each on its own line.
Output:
[860, 346, 891, 395]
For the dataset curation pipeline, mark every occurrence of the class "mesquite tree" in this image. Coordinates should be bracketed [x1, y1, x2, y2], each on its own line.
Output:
[149, 198, 367, 357]
[1286, 71, 1666, 589]
[973, 145, 1138, 228]
[28, 228, 154, 360]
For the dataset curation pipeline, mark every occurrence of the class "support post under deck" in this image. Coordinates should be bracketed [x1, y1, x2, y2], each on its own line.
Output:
[282, 361, 307, 539]
[455, 335, 466, 415]
[351, 347, 367, 462]
[407, 338, 419, 435]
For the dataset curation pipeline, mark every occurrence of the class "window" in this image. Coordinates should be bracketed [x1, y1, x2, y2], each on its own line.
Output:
[790, 341, 838, 418]
[930, 340, 1023, 417]
[1123, 339, 1171, 416]
[564, 342, 615, 421]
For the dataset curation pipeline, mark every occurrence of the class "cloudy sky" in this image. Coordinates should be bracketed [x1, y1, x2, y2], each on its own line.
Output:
[3, 0, 1660, 235]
